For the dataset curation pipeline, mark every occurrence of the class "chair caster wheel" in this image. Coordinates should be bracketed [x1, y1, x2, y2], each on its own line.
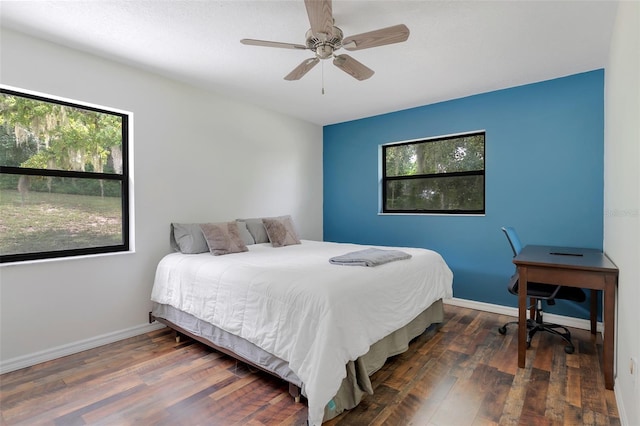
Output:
[498, 326, 507, 335]
[564, 345, 575, 354]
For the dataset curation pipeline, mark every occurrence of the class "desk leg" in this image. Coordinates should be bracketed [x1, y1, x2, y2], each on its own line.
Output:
[518, 266, 528, 368]
[603, 274, 616, 390]
[590, 289, 597, 335]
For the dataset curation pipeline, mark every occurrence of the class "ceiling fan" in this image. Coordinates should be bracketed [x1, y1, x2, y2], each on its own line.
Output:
[240, 0, 410, 81]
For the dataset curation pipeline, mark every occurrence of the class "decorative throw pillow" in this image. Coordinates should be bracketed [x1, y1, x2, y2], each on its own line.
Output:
[200, 222, 249, 256]
[262, 216, 301, 248]
[236, 218, 270, 244]
[236, 220, 255, 245]
[171, 223, 209, 254]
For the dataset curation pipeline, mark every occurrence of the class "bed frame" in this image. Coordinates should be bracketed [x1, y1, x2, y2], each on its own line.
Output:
[149, 312, 302, 401]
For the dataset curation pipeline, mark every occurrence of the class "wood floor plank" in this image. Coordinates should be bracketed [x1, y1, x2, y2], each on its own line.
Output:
[580, 352, 608, 416]
[239, 391, 305, 425]
[532, 333, 554, 372]
[564, 403, 584, 426]
[544, 344, 568, 423]
[497, 348, 535, 425]
[82, 363, 236, 424]
[488, 314, 524, 376]
[0, 305, 620, 426]
[605, 391, 622, 423]
[475, 364, 514, 424]
[429, 375, 484, 425]
[54, 383, 148, 426]
[402, 375, 457, 425]
[520, 367, 550, 418]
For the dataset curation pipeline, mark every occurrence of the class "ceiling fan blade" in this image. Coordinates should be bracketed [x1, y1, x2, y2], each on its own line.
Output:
[241, 39, 307, 50]
[342, 24, 410, 51]
[304, 0, 334, 38]
[333, 54, 374, 81]
[284, 57, 320, 81]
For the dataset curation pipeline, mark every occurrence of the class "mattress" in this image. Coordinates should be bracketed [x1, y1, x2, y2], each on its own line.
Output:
[151, 240, 453, 424]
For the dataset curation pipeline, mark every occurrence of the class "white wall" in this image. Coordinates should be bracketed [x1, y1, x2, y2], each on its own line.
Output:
[604, 2, 640, 425]
[0, 29, 323, 370]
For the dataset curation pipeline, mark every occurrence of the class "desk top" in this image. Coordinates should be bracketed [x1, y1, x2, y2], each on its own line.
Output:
[514, 245, 618, 273]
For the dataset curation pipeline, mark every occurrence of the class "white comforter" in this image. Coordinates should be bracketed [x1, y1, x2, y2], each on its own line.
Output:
[151, 240, 453, 425]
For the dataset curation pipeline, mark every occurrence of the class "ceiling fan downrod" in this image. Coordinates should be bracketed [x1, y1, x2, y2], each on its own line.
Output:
[322, 60, 325, 95]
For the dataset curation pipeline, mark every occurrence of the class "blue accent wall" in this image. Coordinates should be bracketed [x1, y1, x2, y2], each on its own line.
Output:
[323, 70, 604, 319]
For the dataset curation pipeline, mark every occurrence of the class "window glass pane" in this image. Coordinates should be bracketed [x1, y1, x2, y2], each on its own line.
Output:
[0, 93, 123, 174]
[385, 144, 416, 177]
[0, 173, 123, 256]
[386, 134, 484, 177]
[385, 175, 484, 211]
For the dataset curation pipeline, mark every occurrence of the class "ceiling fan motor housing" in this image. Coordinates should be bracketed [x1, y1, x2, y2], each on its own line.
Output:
[305, 27, 343, 59]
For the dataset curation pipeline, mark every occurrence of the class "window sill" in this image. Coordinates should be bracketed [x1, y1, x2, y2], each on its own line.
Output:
[377, 212, 486, 217]
[0, 249, 136, 267]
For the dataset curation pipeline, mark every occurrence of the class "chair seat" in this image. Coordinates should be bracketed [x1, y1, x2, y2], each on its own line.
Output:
[555, 285, 586, 302]
[508, 275, 586, 303]
[509, 280, 558, 299]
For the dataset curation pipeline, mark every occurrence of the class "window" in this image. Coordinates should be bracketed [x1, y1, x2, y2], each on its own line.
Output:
[0, 87, 130, 263]
[382, 131, 485, 214]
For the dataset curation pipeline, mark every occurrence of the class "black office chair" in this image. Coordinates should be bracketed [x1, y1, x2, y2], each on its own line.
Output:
[498, 227, 586, 354]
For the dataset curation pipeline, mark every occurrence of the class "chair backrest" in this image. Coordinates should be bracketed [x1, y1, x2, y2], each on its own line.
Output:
[501, 226, 523, 256]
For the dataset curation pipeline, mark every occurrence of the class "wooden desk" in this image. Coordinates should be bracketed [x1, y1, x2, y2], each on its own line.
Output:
[513, 245, 618, 389]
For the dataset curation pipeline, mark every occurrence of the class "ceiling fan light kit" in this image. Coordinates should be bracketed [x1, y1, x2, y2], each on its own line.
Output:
[240, 0, 409, 82]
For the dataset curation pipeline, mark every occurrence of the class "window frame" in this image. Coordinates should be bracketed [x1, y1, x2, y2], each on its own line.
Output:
[0, 86, 131, 263]
[381, 131, 486, 215]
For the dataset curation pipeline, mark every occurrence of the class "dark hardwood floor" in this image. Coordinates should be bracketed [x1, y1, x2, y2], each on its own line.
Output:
[0, 305, 620, 425]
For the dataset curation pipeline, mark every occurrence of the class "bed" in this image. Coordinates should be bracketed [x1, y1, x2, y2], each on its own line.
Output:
[150, 218, 453, 425]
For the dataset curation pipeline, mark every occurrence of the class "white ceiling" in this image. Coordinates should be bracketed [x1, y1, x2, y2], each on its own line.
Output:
[0, 1, 619, 126]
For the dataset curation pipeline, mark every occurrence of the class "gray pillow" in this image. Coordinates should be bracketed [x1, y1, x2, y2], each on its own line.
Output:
[200, 222, 249, 256]
[237, 218, 270, 244]
[171, 223, 209, 254]
[262, 216, 301, 248]
[236, 220, 255, 245]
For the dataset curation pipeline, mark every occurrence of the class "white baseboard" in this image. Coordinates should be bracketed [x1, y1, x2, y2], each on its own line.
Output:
[614, 378, 630, 426]
[443, 297, 604, 333]
[0, 322, 165, 375]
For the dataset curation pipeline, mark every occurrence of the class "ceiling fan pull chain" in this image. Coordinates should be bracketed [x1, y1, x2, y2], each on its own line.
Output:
[322, 60, 325, 95]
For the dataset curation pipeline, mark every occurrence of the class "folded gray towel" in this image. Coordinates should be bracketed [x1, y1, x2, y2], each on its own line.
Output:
[329, 248, 412, 267]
